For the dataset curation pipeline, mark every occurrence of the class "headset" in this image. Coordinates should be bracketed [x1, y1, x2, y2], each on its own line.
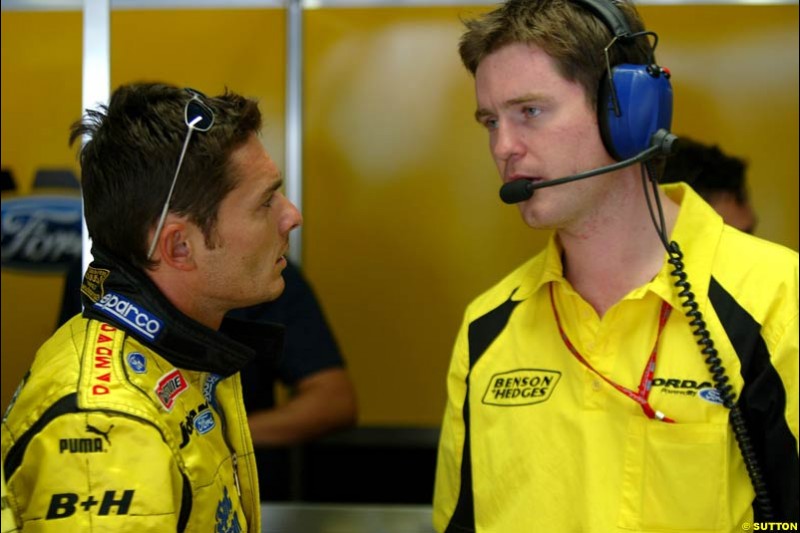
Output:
[572, 0, 673, 161]
[570, 0, 776, 519]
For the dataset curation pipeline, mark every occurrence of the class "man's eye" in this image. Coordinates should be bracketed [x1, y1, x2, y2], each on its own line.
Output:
[523, 106, 541, 118]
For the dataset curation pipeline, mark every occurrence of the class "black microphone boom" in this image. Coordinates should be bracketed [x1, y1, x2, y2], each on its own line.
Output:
[499, 129, 678, 204]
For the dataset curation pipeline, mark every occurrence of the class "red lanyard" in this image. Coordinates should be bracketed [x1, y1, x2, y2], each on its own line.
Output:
[548, 283, 675, 423]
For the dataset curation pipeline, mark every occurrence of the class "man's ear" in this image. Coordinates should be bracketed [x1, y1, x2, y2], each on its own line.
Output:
[158, 222, 197, 271]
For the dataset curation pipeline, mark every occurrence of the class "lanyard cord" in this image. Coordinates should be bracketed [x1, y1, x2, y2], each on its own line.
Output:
[548, 283, 674, 423]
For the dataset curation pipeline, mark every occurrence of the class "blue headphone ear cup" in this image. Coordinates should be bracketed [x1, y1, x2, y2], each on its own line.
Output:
[598, 64, 673, 161]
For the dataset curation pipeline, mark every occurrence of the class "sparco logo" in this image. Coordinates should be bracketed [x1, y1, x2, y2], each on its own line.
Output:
[482, 369, 561, 406]
[0, 195, 82, 272]
[93, 292, 164, 341]
[155, 369, 188, 411]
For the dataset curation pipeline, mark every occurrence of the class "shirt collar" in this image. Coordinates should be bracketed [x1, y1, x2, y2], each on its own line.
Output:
[644, 182, 725, 308]
[512, 232, 564, 302]
[510, 183, 725, 308]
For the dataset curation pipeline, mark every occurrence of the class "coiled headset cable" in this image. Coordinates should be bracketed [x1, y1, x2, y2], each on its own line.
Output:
[641, 160, 774, 520]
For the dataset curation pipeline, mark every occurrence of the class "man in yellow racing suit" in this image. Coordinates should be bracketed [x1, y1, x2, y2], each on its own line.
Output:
[2, 82, 302, 531]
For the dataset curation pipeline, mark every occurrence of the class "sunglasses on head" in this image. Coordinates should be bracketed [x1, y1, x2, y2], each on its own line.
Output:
[146, 89, 215, 259]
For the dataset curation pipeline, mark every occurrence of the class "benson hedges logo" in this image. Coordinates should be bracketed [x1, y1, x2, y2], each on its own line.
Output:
[483, 369, 561, 406]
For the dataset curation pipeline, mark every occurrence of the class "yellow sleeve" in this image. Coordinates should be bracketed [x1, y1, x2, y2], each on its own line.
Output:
[5, 410, 185, 532]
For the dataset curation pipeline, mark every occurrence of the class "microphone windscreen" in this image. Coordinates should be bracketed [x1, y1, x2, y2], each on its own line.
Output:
[499, 180, 533, 204]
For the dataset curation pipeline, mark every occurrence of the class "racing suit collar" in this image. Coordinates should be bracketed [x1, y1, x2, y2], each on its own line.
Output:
[79, 245, 283, 377]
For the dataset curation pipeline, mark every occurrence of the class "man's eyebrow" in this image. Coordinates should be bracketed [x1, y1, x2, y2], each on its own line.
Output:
[268, 178, 284, 192]
[259, 178, 284, 202]
[474, 93, 550, 122]
[475, 108, 494, 122]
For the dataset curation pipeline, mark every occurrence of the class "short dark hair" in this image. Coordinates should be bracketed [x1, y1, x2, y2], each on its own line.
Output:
[661, 137, 748, 203]
[70, 82, 262, 269]
[458, 0, 653, 109]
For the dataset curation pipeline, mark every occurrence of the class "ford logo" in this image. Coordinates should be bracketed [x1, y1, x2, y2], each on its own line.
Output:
[194, 410, 216, 435]
[1, 195, 82, 272]
[698, 387, 724, 405]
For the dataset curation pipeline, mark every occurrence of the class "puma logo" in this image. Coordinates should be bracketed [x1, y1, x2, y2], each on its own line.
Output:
[86, 424, 114, 445]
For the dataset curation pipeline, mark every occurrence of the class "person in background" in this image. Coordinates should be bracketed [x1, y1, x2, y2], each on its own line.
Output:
[227, 259, 358, 500]
[2, 82, 302, 531]
[661, 136, 757, 233]
[58, 257, 357, 501]
[433, 0, 799, 531]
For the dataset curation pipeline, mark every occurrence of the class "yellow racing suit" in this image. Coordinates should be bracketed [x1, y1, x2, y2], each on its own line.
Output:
[2, 246, 283, 532]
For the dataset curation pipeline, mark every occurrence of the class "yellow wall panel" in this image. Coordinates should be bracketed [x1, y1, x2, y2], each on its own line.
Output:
[109, 9, 286, 169]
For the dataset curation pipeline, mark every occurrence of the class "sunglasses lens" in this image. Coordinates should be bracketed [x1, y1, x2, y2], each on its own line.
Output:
[186, 100, 214, 131]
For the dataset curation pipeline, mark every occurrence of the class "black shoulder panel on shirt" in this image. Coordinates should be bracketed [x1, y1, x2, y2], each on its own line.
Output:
[4, 393, 79, 480]
[708, 277, 799, 522]
[446, 292, 521, 533]
[467, 293, 521, 369]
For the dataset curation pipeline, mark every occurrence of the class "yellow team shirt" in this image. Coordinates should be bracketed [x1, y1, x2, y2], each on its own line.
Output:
[434, 184, 799, 532]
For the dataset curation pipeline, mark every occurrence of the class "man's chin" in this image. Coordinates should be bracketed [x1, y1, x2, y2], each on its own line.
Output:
[264, 276, 287, 302]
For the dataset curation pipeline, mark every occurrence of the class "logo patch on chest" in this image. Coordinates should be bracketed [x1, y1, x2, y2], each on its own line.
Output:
[155, 369, 189, 411]
[482, 369, 561, 406]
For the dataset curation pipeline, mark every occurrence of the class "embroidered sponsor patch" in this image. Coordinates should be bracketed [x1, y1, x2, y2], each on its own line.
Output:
[91, 323, 118, 396]
[651, 377, 713, 398]
[482, 369, 561, 406]
[203, 374, 222, 412]
[194, 410, 216, 435]
[698, 387, 724, 405]
[215, 486, 242, 533]
[179, 402, 216, 448]
[59, 424, 114, 454]
[81, 266, 110, 303]
[92, 291, 163, 341]
[155, 369, 188, 411]
[126, 352, 147, 374]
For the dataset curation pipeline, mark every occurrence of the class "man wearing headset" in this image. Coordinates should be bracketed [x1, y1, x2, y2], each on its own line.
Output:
[1, 82, 302, 531]
[433, 0, 799, 531]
